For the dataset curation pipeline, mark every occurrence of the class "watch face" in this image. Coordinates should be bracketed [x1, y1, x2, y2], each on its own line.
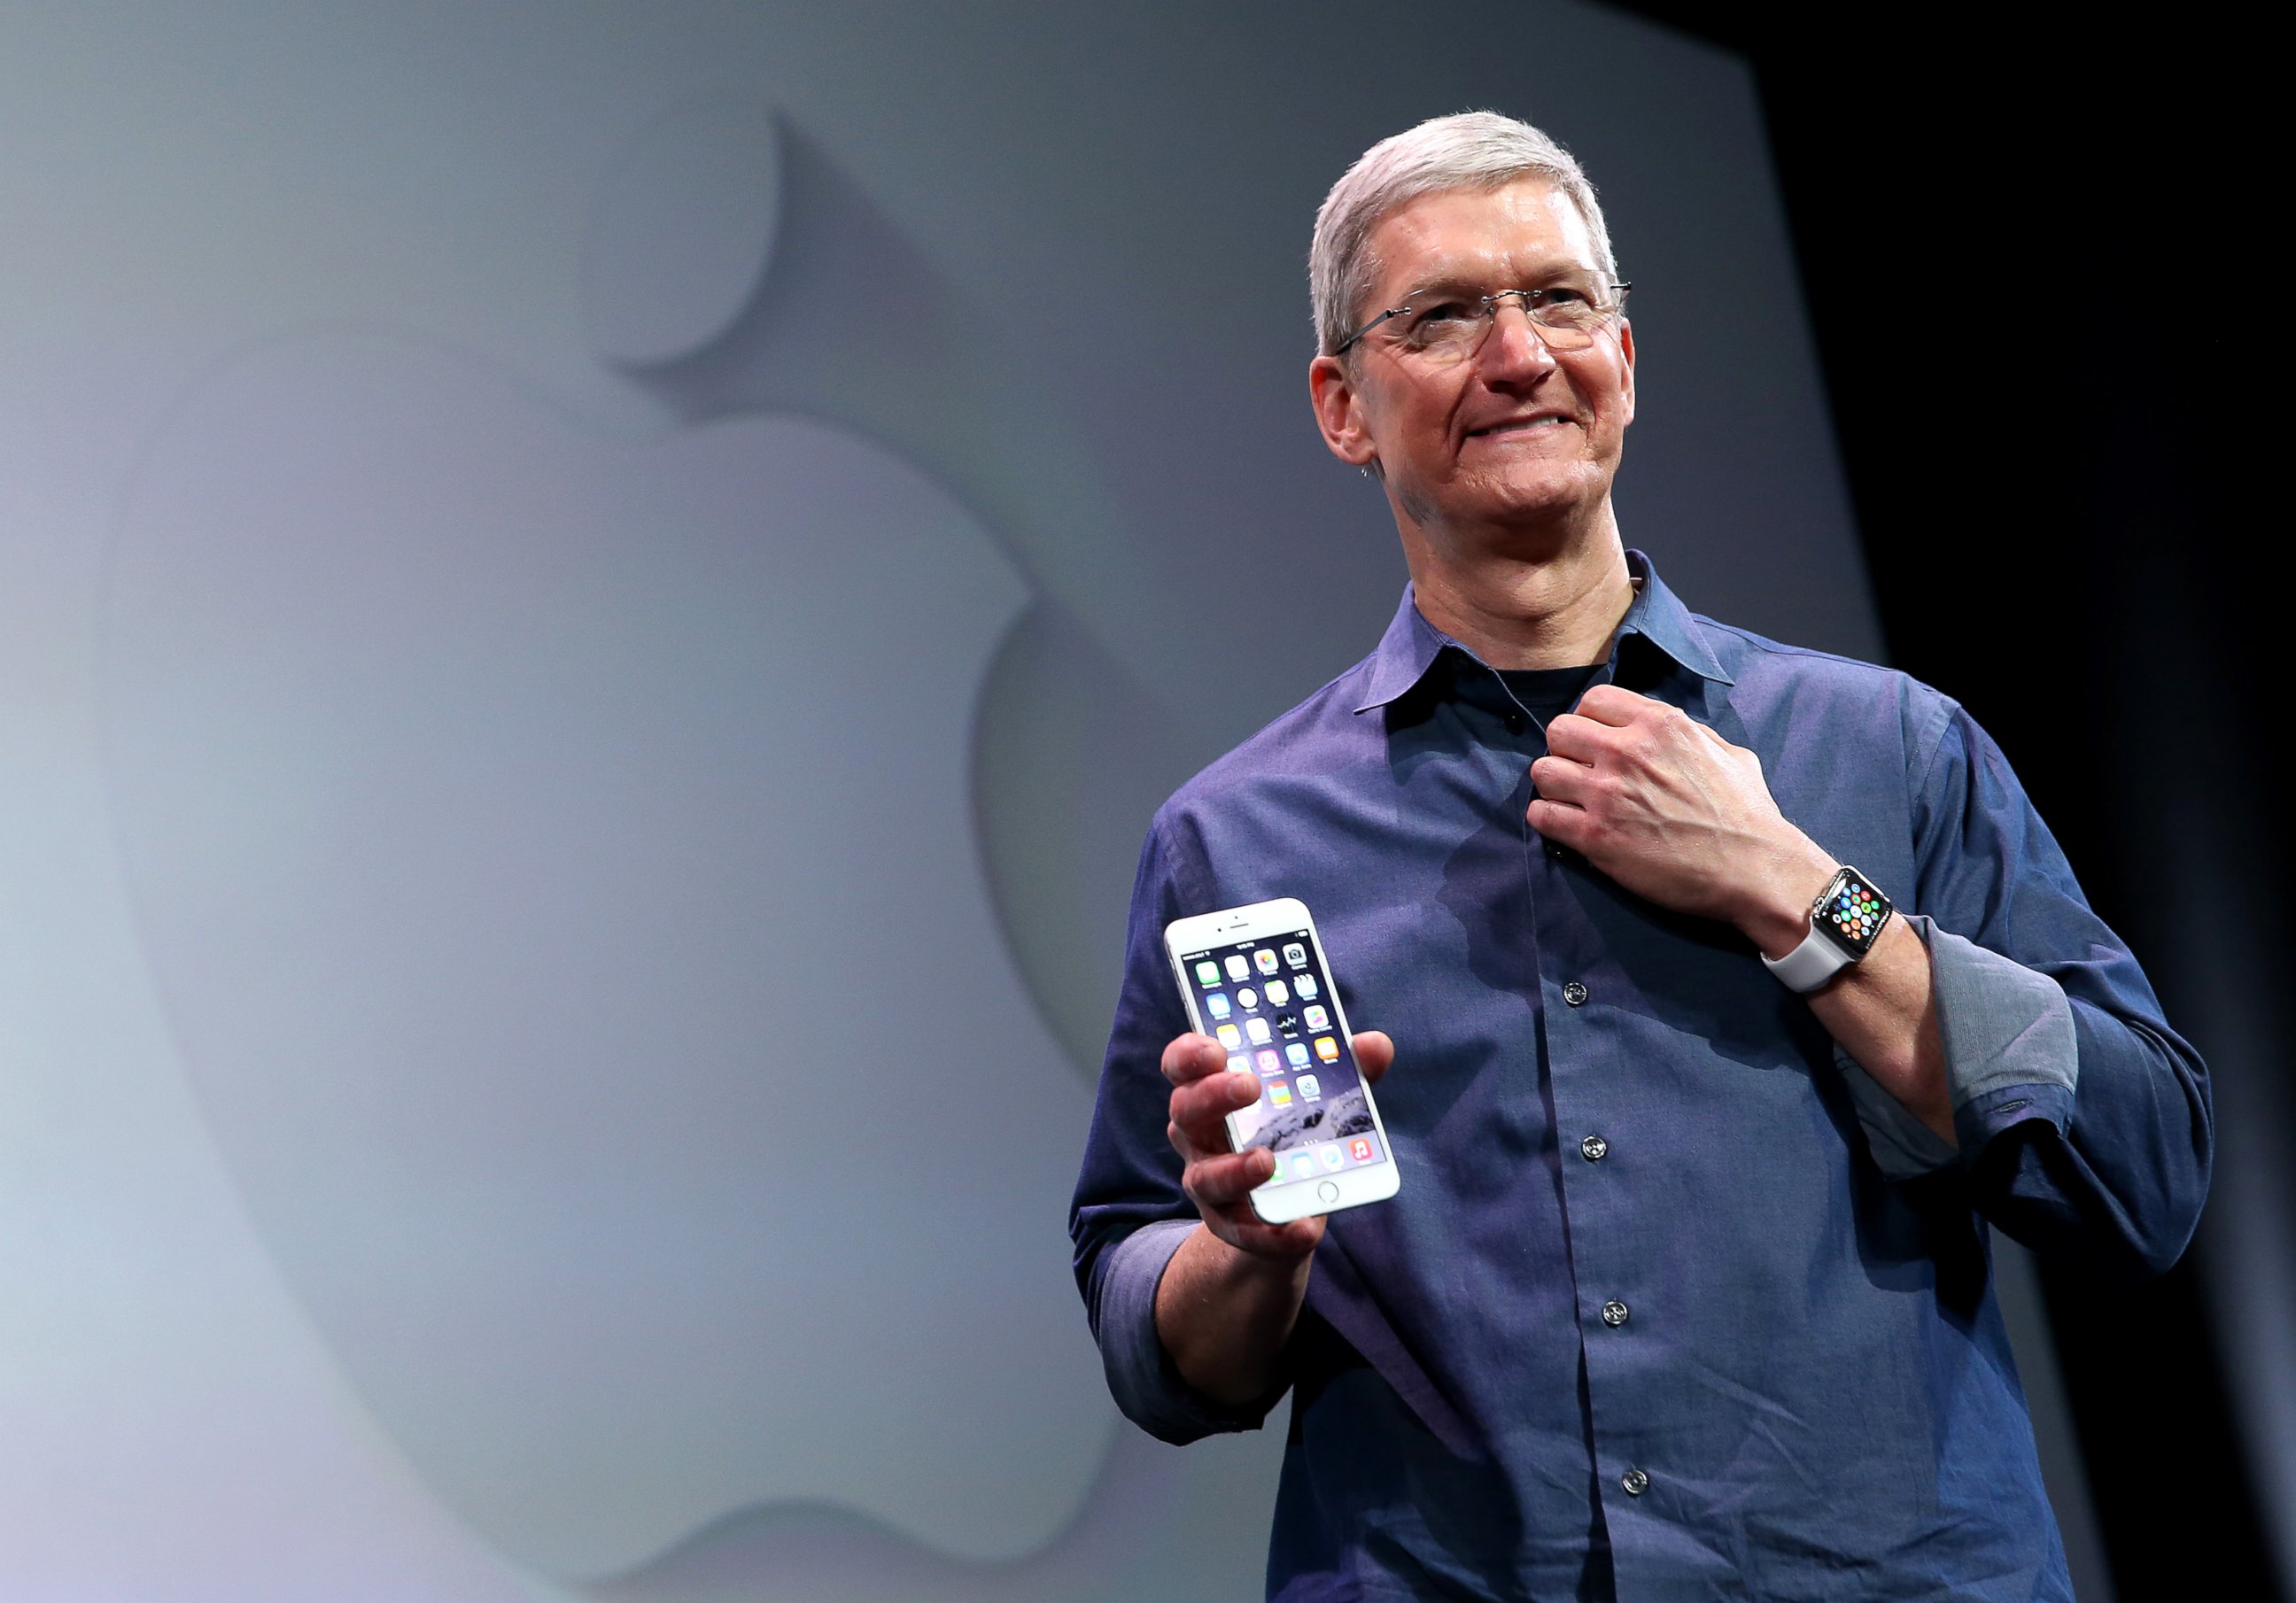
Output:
[1816, 869, 1892, 958]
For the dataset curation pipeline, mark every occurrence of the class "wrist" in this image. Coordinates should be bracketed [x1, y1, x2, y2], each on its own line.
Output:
[1734, 833, 1840, 959]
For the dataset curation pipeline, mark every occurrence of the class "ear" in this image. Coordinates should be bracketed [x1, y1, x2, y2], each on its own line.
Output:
[1616, 318, 1636, 428]
[1308, 352, 1379, 469]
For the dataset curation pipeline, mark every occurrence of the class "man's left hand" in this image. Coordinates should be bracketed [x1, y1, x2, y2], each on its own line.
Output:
[1527, 684, 1834, 950]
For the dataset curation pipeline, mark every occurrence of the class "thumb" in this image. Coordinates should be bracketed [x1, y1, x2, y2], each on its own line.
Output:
[1351, 1029, 1395, 1086]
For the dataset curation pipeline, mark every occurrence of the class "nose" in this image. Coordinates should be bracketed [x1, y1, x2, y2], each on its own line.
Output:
[1476, 298, 1557, 378]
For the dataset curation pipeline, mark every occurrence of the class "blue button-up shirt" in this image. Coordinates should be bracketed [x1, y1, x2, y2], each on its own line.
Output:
[1070, 554, 2210, 1602]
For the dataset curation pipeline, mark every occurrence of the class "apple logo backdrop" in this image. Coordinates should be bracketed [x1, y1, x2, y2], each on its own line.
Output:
[100, 103, 1118, 1584]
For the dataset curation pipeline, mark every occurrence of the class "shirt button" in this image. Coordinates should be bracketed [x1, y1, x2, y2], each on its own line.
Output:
[1580, 1134, 1608, 1162]
[1601, 1299, 1630, 1328]
[1622, 1467, 1649, 1497]
[1563, 980, 1588, 1007]
[1504, 710, 1526, 734]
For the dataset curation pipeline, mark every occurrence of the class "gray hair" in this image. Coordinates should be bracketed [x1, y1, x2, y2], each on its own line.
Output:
[1310, 111, 1619, 357]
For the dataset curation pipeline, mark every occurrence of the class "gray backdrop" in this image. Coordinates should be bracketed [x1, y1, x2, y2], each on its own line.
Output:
[0, 4, 2106, 1599]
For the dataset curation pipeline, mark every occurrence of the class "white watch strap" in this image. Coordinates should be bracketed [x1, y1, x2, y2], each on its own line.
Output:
[1762, 924, 1853, 994]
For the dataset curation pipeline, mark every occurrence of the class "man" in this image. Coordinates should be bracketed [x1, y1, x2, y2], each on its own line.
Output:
[1069, 112, 2208, 1601]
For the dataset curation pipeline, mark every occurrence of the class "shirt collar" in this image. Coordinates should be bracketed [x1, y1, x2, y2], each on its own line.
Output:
[1352, 547, 1733, 715]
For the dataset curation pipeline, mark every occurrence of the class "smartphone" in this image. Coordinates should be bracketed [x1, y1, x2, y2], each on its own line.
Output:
[1163, 897, 1400, 1224]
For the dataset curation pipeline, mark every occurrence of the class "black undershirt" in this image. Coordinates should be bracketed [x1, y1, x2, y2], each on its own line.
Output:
[1496, 662, 1605, 731]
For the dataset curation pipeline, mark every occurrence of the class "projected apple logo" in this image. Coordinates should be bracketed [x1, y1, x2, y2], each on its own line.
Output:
[100, 102, 1113, 1583]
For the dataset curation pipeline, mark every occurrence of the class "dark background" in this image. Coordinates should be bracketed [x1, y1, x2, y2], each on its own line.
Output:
[1614, 9, 2281, 1596]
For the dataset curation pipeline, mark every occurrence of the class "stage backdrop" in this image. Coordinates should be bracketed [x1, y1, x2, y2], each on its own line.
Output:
[0, 4, 2106, 1599]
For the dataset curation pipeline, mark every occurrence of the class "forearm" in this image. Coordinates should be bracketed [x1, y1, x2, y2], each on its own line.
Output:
[1153, 1222, 1313, 1407]
[1737, 839, 1954, 1142]
[1806, 918, 1951, 1140]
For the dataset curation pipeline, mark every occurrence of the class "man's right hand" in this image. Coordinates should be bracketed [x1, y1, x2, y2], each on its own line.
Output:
[1154, 1028, 1394, 1405]
[1162, 1029, 1396, 1258]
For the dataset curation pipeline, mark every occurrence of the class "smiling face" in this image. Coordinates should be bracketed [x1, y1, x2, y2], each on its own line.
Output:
[1311, 178, 1634, 560]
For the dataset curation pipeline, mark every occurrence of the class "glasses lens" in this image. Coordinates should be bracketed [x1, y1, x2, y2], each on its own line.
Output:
[1524, 293, 1607, 350]
[1396, 296, 1487, 363]
[1392, 290, 1610, 362]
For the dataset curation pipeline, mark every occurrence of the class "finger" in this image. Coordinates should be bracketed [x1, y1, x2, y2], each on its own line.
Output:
[1526, 794, 1591, 848]
[1190, 1146, 1276, 1209]
[1574, 683, 1657, 724]
[1261, 1219, 1327, 1253]
[1169, 1066, 1261, 1145]
[1528, 753, 1594, 804]
[1216, 1212, 1327, 1261]
[1160, 1032, 1228, 1087]
[1542, 711, 1612, 762]
[1351, 1029, 1395, 1085]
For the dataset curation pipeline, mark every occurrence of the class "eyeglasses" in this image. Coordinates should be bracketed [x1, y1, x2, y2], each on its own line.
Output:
[1335, 283, 1631, 363]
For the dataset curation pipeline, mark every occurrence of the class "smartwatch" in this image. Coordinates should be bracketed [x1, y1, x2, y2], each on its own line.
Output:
[1761, 864, 1895, 994]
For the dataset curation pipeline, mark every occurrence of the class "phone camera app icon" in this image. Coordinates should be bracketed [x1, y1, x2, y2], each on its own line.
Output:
[1297, 1073, 1322, 1101]
[1254, 949, 1281, 976]
[1284, 1042, 1309, 1068]
[1263, 980, 1290, 1006]
[1284, 943, 1307, 969]
[1245, 1018, 1272, 1045]
[1206, 992, 1231, 1018]
[1314, 1035, 1339, 1063]
[1294, 973, 1319, 999]
[1224, 955, 1250, 982]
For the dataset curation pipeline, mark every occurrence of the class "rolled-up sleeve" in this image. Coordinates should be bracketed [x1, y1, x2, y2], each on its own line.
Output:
[1070, 816, 1284, 1443]
[1902, 703, 2211, 1275]
[1838, 913, 2081, 1181]
[1090, 1220, 1279, 1442]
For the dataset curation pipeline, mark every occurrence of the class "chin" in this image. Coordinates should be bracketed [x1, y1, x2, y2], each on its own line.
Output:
[1463, 465, 1605, 524]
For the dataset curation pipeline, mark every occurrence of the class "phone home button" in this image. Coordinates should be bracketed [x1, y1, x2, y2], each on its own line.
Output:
[1315, 1181, 1342, 1207]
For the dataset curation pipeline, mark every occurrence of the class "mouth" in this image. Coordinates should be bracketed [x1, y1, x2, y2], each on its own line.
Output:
[1465, 414, 1576, 440]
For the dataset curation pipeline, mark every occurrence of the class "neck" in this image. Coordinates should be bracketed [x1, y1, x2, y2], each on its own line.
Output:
[1400, 502, 1635, 670]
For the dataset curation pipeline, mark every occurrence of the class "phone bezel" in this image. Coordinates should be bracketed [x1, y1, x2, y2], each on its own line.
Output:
[1162, 896, 1400, 1224]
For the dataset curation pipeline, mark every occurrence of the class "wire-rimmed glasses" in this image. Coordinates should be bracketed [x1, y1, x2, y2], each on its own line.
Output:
[1335, 282, 1632, 363]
